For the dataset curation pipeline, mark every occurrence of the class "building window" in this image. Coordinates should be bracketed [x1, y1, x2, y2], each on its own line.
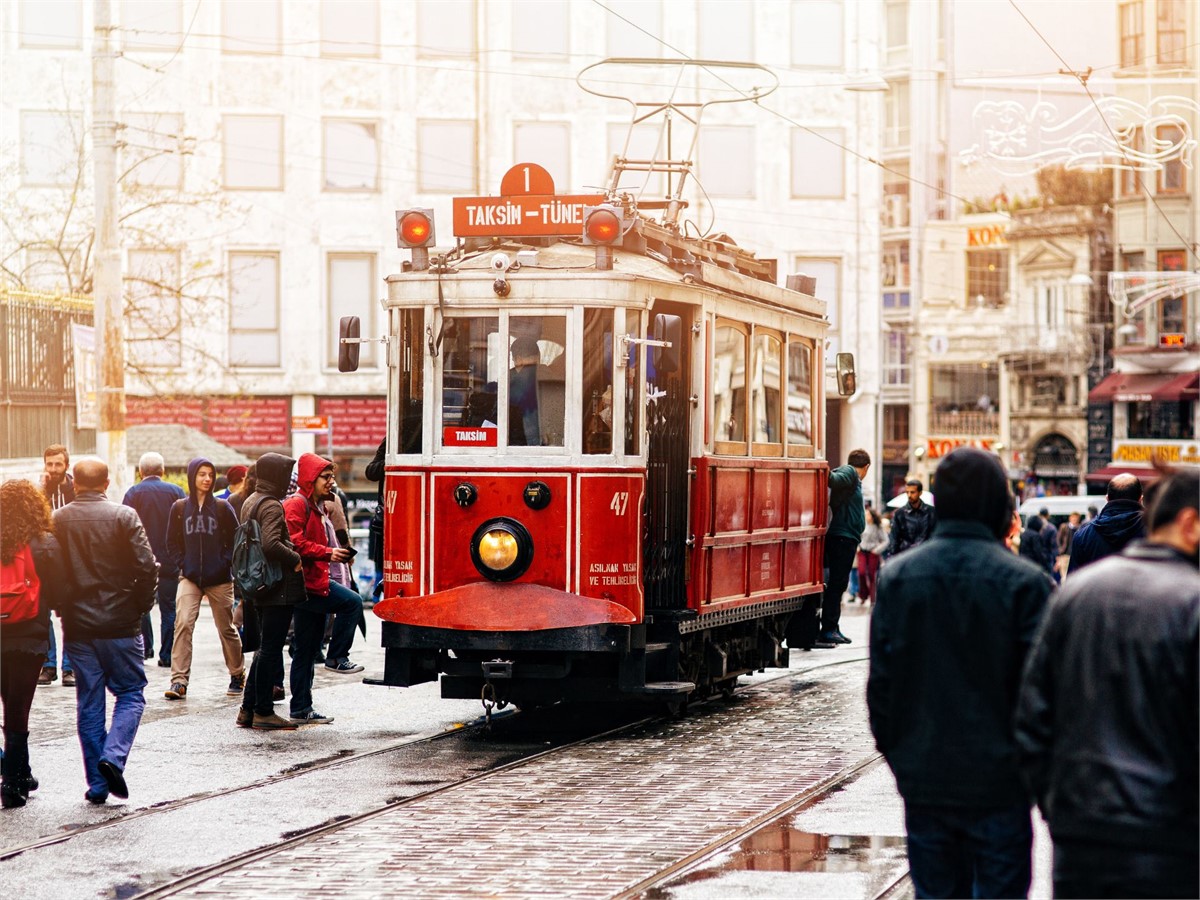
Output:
[123, 113, 184, 189]
[321, 0, 379, 57]
[327, 254, 376, 368]
[966, 249, 1008, 307]
[791, 128, 845, 198]
[126, 249, 182, 368]
[222, 0, 281, 54]
[793, 257, 841, 331]
[417, 0, 474, 56]
[606, 123, 666, 197]
[1155, 124, 1186, 193]
[323, 119, 379, 191]
[1036, 281, 1066, 329]
[228, 252, 280, 368]
[1119, 1, 1144, 67]
[417, 120, 476, 193]
[883, 291, 911, 310]
[1128, 401, 1193, 439]
[884, 404, 910, 442]
[885, 0, 909, 66]
[511, 0, 569, 59]
[882, 241, 910, 287]
[223, 115, 283, 190]
[19, 0, 81, 47]
[605, 0, 662, 57]
[513, 122, 570, 188]
[698, 0, 753, 61]
[20, 112, 82, 187]
[1119, 127, 1143, 196]
[884, 80, 910, 148]
[122, 1, 183, 52]
[699, 127, 756, 198]
[1156, 0, 1187, 65]
[884, 331, 910, 386]
[791, 0, 842, 68]
[930, 364, 999, 434]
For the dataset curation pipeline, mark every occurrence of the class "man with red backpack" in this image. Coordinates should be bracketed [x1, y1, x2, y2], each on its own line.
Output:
[283, 453, 364, 725]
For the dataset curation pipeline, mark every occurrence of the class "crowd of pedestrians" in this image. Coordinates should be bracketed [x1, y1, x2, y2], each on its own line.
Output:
[1, 445, 368, 804]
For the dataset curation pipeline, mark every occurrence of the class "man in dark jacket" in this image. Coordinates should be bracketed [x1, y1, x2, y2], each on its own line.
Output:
[163, 457, 243, 701]
[1015, 469, 1199, 899]
[283, 453, 364, 724]
[53, 458, 159, 804]
[819, 448, 870, 645]
[868, 448, 1052, 898]
[1037, 508, 1060, 582]
[883, 479, 936, 559]
[122, 451, 185, 667]
[236, 452, 304, 731]
[1019, 514, 1054, 575]
[1065, 474, 1144, 574]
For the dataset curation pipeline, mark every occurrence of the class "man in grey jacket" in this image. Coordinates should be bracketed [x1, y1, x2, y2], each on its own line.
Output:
[53, 458, 159, 804]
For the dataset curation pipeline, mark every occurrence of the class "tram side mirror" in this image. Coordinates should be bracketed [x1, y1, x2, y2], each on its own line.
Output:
[835, 352, 857, 397]
[338, 316, 361, 373]
[652, 314, 681, 374]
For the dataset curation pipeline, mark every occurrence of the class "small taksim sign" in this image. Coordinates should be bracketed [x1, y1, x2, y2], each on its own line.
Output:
[452, 163, 605, 238]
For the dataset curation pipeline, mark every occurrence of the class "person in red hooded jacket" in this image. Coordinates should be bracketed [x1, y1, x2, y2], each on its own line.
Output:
[282, 454, 364, 725]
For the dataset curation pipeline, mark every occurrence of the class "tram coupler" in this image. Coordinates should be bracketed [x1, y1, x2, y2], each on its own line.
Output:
[481, 659, 514, 680]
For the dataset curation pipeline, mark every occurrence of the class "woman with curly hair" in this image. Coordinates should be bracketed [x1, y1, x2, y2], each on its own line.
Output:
[1, 479, 63, 808]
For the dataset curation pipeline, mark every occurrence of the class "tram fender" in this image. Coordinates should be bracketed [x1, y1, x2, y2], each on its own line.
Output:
[374, 582, 639, 632]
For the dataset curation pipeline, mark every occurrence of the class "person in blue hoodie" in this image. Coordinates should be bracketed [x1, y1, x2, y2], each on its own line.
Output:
[163, 457, 243, 701]
[1066, 474, 1145, 575]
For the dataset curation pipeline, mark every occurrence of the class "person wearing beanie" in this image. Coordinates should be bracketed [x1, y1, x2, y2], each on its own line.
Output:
[216, 465, 248, 501]
[868, 447, 1053, 898]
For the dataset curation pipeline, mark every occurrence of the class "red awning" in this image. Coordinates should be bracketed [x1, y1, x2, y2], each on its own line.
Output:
[1084, 465, 1164, 484]
[1088, 371, 1199, 403]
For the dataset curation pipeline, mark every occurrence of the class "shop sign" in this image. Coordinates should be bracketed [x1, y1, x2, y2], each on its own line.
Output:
[927, 437, 994, 459]
[1158, 333, 1186, 348]
[967, 225, 1007, 247]
[1111, 439, 1200, 466]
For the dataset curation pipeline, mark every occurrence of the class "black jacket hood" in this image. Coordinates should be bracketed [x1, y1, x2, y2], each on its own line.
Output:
[255, 452, 296, 500]
[1092, 499, 1145, 546]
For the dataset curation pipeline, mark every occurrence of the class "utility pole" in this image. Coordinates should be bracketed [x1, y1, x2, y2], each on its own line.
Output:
[93, 0, 127, 496]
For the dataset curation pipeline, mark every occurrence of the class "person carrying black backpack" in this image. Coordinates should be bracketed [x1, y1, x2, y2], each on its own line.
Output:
[235, 453, 304, 731]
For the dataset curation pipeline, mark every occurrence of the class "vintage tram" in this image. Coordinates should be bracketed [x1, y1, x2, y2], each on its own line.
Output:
[339, 62, 853, 710]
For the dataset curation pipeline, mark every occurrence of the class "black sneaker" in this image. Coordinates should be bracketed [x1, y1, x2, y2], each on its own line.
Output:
[290, 710, 334, 725]
[324, 660, 364, 674]
[227, 674, 246, 695]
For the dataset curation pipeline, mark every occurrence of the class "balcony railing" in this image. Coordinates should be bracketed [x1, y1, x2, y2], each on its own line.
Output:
[929, 410, 999, 435]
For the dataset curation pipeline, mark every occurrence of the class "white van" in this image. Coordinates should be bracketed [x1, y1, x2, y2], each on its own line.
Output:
[1017, 495, 1106, 527]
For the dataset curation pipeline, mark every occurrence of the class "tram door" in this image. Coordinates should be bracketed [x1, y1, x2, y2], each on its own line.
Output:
[643, 305, 691, 612]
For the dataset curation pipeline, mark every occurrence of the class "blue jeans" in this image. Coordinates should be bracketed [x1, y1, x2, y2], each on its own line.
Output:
[154, 575, 178, 665]
[904, 802, 1032, 899]
[44, 623, 72, 674]
[290, 581, 362, 717]
[65, 637, 148, 799]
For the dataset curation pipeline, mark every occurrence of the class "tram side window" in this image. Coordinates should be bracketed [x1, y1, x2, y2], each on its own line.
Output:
[625, 312, 641, 455]
[509, 315, 566, 447]
[443, 315, 501, 438]
[582, 308, 614, 453]
[398, 309, 424, 453]
[787, 339, 814, 451]
[751, 332, 782, 445]
[714, 325, 747, 444]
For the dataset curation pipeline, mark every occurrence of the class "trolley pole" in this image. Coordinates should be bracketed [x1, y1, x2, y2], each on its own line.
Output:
[92, 0, 128, 495]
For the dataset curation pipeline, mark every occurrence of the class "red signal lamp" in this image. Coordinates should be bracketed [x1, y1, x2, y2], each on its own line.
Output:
[396, 209, 435, 248]
[584, 207, 622, 245]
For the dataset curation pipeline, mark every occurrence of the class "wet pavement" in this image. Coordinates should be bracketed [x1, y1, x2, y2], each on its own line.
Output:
[2, 602, 1054, 898]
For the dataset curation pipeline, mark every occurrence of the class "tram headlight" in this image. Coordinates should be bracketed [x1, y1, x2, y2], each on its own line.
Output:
[470, 518, 534, 582]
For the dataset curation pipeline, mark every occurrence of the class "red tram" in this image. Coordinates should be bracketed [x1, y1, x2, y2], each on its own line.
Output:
[339, 63, 853, 710]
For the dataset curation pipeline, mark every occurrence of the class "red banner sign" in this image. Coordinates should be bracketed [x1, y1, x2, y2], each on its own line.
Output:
[126, 396, 289, 450]
[316, 397, 386, 449]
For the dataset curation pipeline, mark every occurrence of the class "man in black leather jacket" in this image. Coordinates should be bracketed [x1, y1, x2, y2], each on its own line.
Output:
[52, 459, 158, 805]
[1015, 469, 1199, 899]
[869, 448, 1052, 898]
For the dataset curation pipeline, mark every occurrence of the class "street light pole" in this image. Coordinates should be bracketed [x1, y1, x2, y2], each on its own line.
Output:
[93, 0, 127, 495]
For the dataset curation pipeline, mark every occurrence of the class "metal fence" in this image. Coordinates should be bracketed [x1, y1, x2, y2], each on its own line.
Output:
[1, 287, 96, 459]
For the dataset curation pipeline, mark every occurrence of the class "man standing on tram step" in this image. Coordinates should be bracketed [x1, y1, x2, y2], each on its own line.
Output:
[163, 457, 244, 701]
[38, 443, 75, 687]
[52, 458, 159, 804]
[1015, 468, 1199, 900]
[1065, 473, 1145, 575]
[868, 447, 1052, 899]
[819, 448, 870, 645]
[883, 478, 936, 559]
[122, 452, 185, 668]
[284, 453, 365, 725]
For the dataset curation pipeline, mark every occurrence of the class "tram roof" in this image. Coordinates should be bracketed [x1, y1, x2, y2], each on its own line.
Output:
[384, 237, 826, 321]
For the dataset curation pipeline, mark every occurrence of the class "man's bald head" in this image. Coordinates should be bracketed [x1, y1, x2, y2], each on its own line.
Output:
[73, 458, 110, 492]
[1106, 473, 1143, 503]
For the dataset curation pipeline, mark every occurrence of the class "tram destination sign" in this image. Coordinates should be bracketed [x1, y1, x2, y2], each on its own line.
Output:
[451, 162, 604, 238]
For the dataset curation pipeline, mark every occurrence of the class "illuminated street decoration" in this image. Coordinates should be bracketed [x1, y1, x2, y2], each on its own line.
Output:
[959, 96, 1199, 175]
[1109, 271, 1200, 318]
